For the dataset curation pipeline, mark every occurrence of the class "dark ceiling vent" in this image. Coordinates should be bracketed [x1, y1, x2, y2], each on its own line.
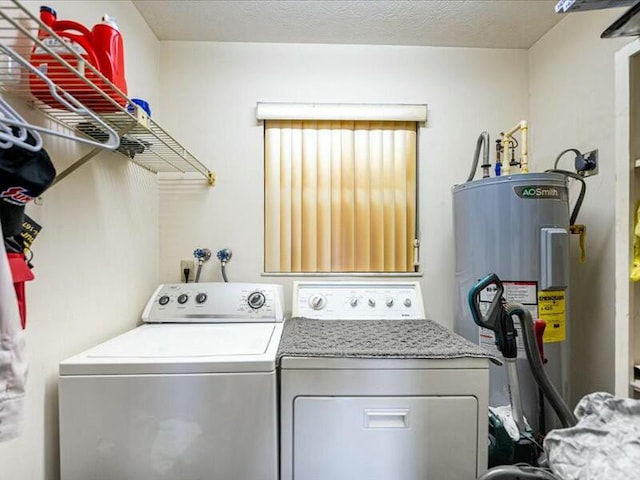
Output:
[555, 0, 636, 12]
[601, 1, 640, 37]
[556, 0, 640, 38]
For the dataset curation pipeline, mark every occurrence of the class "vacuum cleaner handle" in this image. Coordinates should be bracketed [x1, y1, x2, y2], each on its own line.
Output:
[469, 274, 530, 434]
[468, 274, 517, 359]
[468, 273, 504, 330]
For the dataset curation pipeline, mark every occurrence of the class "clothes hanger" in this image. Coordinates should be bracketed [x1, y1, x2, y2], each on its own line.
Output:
[0, 101, 30, 144]
[0, 111, 28, 142]
[0, 98, 44, 152]
[0, 43, 120, 151]
[0, 119, 26, 148]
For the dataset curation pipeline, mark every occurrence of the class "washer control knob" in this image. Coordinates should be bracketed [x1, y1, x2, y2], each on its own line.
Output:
[309, 294, 327, 311]
[385, 297, 394, 307]
[349, 297, 359, 307]
[247, 291, 266, 310]
[404, 298, 412, 308]
[195, 293, 208, 304]
[158, 295, 170, 306]
[177, 294, 189, 304]
[368, 298, 376, 307]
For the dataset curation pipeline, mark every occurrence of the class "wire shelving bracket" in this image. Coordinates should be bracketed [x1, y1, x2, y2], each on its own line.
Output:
[0, 0, 215, 186]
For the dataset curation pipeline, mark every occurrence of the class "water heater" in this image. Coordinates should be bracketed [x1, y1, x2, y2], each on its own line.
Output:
[452, 172, 570, 432]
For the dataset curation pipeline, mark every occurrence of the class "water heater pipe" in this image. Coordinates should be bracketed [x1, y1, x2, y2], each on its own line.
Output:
[466, 131, 491, 182]
[502, 120, 529, 174]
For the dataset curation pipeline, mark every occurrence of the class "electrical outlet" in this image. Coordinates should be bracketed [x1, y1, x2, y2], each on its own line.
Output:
[180, 259, 196, 283]
[577, 149, 599, 177]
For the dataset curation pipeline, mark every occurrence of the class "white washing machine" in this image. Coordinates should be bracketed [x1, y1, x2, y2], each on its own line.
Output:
[279, 281, 493, 480]
[59, 282, 284, 480]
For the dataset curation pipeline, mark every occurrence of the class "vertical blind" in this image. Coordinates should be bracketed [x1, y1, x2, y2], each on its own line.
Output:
[264, 120, 417, 273]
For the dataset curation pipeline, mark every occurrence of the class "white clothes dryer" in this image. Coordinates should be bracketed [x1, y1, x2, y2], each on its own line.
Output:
[278, 281, 496, 480]
[59, 282, 284, 480]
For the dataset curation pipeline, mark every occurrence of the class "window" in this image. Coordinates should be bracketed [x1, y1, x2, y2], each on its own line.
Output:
[260, 104, 425, 274]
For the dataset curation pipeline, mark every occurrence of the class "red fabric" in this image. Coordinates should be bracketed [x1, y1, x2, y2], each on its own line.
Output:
[6, 253, 34, 329]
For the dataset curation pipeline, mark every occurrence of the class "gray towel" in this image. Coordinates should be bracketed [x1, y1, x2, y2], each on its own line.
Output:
[278, 317, 501, 364]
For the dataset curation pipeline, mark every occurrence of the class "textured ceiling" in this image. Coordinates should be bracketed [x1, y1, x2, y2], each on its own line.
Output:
[131, 0, 565, 49]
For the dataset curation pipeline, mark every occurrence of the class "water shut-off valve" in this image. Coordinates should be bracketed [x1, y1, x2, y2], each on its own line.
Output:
[217, 249, 232, 264]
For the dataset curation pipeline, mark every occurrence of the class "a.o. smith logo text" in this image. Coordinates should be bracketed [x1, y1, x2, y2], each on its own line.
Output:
[514, 185, 568, 201]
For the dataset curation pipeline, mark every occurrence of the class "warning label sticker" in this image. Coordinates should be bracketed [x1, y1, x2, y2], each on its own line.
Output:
[505, 281, 539, 304]
[538, 291, 566, 343]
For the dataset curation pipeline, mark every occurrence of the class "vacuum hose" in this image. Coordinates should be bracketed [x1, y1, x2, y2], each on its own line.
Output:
[504, 303, 577, 428]
[477, 465, 560, 480]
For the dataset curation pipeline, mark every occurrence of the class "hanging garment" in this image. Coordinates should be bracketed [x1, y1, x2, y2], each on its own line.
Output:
[0, 222, 27, 442]
[6, 253, 34, 329]
[0, 129, 55, 238]
[631, 202, 640, 281]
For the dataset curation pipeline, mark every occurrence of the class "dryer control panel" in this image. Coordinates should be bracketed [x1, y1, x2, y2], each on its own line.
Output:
[142, 282, 285, 323]
[293, 281, 425, 320]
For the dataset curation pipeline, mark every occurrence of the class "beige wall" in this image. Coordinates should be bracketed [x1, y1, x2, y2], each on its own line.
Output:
[0, 2, 161, 479]
[1, 2, 636, 478]
[528, 9, 632, 404]
[157, 41, 530, 323]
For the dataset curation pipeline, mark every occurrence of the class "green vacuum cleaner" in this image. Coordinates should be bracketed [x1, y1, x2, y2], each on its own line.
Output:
[469, 274, 577, 480]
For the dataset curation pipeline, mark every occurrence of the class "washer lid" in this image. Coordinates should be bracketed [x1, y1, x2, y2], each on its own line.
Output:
[60, 323, 282, 375]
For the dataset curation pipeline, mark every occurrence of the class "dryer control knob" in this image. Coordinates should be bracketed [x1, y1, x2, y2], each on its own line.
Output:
[385, 297, 394, 307]
[403, 298, 412, 308]
[196, 293, 208, 304]
[309, 294, 327, 311]
[247, 291, 266, 309]
[349, 297, 359, 307]
[368, 298, 376, 307]
[177, 294, 189, 304]
[158, 295, 170, 306]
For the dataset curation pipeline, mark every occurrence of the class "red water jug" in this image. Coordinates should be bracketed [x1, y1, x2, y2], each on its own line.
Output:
[91, 15, 127, 99]
[29, 6, 128, 113]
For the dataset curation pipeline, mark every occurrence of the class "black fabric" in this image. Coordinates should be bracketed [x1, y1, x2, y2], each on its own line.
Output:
[0, 131, 56, 237]
[0, 201, 22, 238]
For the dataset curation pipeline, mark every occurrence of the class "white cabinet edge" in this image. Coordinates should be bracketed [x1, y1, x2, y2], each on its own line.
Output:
[614, 38, 640, 397]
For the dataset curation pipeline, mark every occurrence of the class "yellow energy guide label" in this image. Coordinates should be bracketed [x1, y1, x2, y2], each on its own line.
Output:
[538, 291, 566, 343]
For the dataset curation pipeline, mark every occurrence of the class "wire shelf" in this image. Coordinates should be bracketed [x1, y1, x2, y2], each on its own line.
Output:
[0, 0, 214, 185]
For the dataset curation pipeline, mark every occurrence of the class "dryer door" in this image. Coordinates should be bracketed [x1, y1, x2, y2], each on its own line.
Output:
[293, 395, 479, 480]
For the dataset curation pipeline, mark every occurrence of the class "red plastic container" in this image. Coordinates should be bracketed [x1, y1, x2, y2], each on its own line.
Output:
[29, 6, 128, 112]
[91, 15, 127, 98]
